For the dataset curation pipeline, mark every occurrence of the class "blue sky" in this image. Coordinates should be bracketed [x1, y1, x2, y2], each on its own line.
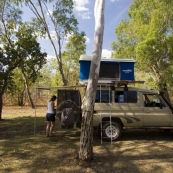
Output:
[25, 0, 133, 58]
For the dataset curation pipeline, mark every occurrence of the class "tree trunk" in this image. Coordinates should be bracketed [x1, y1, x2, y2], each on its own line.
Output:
[79, 0, 105, 161]
[0, 93, 3, 120]
[17, 89, 25, 106]
[0, 78, 8, 120]
[22, 69, 35, 108]
[33, 0, 67, 86]
[163, 83, 171, 102]
[58, 37, 68, 86]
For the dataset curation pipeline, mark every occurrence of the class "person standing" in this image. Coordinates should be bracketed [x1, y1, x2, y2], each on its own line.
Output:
[46, 95, 57, 137]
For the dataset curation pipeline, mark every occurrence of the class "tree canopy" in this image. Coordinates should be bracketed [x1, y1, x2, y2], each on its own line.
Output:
[0, 0, 47, 119]
[24, 0, 80, 86]
[111, 0, 173, 90]
[62, 32, 86, 85]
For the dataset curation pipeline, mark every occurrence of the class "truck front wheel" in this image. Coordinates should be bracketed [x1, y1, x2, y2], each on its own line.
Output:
[102, 122, 122, 141]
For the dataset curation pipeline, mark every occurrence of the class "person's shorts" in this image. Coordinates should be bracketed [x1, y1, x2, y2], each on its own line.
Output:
[46, 113, 56, 121]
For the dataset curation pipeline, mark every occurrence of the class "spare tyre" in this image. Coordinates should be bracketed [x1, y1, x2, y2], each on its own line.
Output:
[56, 100, 80, 121]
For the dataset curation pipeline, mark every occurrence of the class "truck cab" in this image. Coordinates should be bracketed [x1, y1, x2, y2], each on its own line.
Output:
[92, 84, 173, 141]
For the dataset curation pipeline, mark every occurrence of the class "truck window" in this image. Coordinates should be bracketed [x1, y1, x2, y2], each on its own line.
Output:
[143, 94, 165, 107]
[95, 90, 112, 103]
[115, 91, 137, 103]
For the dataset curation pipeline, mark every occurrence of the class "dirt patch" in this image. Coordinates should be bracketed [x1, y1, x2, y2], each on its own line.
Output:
[1, 106, 173, 173]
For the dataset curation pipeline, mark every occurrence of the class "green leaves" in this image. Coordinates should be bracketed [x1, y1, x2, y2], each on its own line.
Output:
[61, 32, 86, 85]
[111, 0, 173, 90]
[0, 0, 47, 99]
[24, 0, 79, 85]
[52, 0, 78, 36]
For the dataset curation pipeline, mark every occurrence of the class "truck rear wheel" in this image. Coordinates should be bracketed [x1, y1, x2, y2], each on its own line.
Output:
[102, 122, 122, 141]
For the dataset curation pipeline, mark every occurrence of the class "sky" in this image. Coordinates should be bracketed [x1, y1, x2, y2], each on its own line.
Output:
[24, 0, 133, 58]
[72, 0, 133, 58]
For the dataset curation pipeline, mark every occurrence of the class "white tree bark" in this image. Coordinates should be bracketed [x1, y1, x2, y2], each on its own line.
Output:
[79, 0, 105, 161]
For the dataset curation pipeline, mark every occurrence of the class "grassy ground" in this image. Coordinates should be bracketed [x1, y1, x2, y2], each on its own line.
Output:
[1, 106, 173, 173]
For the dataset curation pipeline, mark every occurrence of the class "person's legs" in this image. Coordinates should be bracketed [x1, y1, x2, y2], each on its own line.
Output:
[46, 113, 55, 136]
[46, 113, 51, 137]
[49, 121, 55, 136]
[46, 121, 51, 137]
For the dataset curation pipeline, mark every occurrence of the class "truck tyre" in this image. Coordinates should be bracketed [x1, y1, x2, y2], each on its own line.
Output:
[102, 122, 122, 141]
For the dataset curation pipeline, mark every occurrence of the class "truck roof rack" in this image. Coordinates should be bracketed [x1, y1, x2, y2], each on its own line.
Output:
[36, 85, 85, 90]
[79, 80, 145, 87]
[36, 80, 145, 90]
[115, 80, 145, 87]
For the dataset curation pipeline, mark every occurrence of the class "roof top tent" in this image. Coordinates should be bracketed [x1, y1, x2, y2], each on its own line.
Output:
[79, 54, 136, 85]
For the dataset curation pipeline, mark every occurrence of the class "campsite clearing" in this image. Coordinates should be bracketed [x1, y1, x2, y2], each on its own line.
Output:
[1, 106, 173, 173]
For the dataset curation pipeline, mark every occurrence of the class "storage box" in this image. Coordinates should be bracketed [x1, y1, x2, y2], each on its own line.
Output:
[79, 55, 135, 84]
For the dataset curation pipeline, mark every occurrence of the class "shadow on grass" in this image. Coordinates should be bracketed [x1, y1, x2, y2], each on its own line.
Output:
[1, 117, 173, 173]
[93, 129, 173, 143]
[0, 116, 81, 172]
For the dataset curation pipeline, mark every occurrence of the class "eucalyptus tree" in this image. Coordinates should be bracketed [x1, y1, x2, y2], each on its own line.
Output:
[46, 32, 86, 86]
[17, 24, 47, 108]
[62, 32, 86, 85]
[79, 0, 105, 161]
[0, 0, 47, 119]
[111, 0, 173, 97]
[0, 0, 22, 119]
[23, 0, 79, 86]
[4, 24, 47, 108]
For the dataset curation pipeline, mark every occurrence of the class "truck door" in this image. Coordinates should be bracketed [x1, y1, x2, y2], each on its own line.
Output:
[143, 94, 171, 126]
[113, 90, 143, 127]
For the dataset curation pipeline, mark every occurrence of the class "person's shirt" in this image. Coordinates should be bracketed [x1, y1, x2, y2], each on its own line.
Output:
[47, 101, 55, 114]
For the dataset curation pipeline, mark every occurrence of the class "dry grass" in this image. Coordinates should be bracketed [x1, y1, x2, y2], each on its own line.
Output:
[1, 106, 173, 173]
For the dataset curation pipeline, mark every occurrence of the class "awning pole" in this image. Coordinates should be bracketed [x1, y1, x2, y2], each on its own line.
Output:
[34, 87, 37, 136]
